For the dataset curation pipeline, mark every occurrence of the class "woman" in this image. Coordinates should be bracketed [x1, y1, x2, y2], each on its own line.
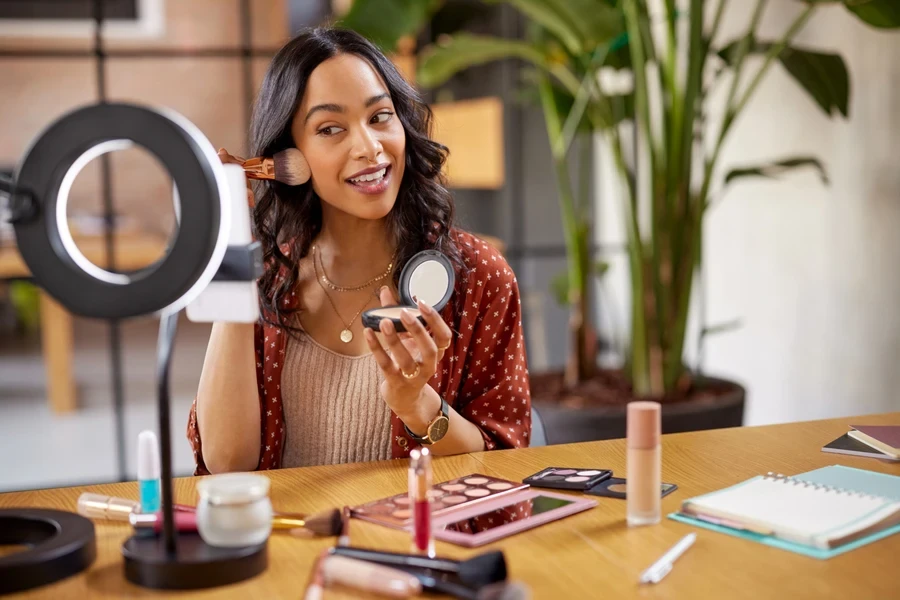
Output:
[188, 27, 531, 475]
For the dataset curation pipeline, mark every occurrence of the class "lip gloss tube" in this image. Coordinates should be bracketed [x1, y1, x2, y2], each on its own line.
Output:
[408, 447, 434, 557]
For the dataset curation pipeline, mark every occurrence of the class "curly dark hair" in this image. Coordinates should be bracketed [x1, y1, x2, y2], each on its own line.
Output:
[249, 26, 464, 332]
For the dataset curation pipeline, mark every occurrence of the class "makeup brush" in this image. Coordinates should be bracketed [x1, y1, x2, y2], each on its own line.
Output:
[330, 547, 508, 589]
[241, 148, 310, 186]
[277, 507, 343, 536]
[303, 550, 329, 600]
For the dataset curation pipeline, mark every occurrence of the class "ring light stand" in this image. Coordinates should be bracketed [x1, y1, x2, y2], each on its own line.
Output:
[1, 102, 266, 592]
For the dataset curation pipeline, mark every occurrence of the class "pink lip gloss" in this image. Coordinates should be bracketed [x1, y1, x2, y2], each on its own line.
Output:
[408, 447, 435, 557]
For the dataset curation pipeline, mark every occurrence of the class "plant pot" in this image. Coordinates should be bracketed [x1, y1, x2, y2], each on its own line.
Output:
[532, 374, 745, 445]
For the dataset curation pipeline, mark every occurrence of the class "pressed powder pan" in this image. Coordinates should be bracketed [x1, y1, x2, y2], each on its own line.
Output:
[362, 250, 455, 333]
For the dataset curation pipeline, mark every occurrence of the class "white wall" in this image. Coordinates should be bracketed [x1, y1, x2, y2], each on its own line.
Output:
[594, 3, 900, 425]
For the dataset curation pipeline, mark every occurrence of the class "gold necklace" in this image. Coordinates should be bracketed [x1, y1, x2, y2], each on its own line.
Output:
[312, 254, 377, 343]
[313, 244, 393, 292]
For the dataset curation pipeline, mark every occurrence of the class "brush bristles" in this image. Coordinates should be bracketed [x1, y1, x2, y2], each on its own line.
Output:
[273, 148, 311, 185]
[304, 507, 344, 536]
[477, 581, 531, 600]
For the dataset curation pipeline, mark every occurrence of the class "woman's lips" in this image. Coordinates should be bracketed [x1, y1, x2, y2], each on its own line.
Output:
[346, 165, 391, 195]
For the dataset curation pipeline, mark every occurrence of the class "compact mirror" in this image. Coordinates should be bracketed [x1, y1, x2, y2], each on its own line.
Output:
[362, 249, 455, 332]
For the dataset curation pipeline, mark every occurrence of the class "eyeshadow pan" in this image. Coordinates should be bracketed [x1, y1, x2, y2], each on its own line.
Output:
[464, 488, 490, 498]
[392, 509, 410, 519]
[464, 477, 489, 485]
[543, 475, 565, 482]
[393, 496, 410, 506]
[442, 483, 467, 492]
[427, 489, 443, 499]
[443, 495, 466, 505]
[554, 469, 577, 476]
[577, 470, 602, 476]
[566, 476, 590, 483]
[487, 482, 514, 491]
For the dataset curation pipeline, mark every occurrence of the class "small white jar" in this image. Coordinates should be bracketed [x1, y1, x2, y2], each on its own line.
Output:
[196, 473, 273, 547]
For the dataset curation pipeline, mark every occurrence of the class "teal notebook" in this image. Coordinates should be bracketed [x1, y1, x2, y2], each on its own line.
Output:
[668, 466, 900, 559]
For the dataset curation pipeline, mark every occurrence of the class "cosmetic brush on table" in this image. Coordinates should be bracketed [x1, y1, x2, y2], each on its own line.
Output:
[278, 507, 343, 536]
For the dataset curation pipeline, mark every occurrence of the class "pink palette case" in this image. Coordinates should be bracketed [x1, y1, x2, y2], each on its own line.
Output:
[432, 489, 597, 547]
[351, 473, 528, 530]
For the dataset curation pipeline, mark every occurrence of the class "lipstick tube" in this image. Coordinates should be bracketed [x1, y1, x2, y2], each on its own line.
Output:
[408, 447, 434, 557]
[129, 510, 198, 533]
[77, 492, 195, 522]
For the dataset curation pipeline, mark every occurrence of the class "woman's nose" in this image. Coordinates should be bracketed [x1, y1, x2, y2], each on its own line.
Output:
[351, 125, 382, 162]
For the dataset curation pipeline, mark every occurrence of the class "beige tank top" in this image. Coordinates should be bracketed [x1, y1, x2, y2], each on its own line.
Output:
[279, 331, 392, 468]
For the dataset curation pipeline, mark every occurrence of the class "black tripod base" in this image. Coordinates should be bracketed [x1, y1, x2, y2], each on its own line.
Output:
[122, 532, 267, 590]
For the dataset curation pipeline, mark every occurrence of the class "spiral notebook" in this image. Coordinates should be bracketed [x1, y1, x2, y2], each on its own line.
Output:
[670, 467, 900, 559]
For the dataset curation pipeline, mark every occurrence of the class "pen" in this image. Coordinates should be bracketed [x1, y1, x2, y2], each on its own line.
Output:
[638, 533, 696, 584]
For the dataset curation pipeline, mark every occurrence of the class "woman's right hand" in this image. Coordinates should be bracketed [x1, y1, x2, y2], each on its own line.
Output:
[217, 148, 255, 208]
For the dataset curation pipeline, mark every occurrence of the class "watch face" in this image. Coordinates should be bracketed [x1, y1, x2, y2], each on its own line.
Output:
[428, 416, 450, 442]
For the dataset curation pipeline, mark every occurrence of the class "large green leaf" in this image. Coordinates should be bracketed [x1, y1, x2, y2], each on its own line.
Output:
[724, 156, 829, 186]
[844, 0, 900, 28]
[338, 0, 442, 51]
[794, 0, 900, 28]
[417, 34, 551, 88]
[719, 40, 850, 117]
[489, 0, 623, 55]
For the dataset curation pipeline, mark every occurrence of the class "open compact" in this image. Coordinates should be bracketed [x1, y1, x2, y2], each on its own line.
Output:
[362, 249, 455, 333]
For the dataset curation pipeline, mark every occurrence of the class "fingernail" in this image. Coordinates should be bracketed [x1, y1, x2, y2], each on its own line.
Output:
[418, 300, 433, 315]
[380, 319, 394, 334]
[400, 309, 415, 325]
[380, 285, 389, 294]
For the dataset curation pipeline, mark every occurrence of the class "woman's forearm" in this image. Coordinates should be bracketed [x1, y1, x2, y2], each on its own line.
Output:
[196, 322, 261, 473]
[401, 386, 486, 456]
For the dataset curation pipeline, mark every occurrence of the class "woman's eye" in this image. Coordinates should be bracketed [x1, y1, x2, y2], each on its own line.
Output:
[372, 111, 393, 124]
[317, 126, 344, 137]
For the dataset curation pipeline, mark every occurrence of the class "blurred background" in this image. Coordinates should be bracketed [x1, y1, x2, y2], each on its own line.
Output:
[1, 0, 898, 492]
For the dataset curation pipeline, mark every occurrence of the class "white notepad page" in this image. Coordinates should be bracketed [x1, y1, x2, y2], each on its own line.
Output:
[684, 475, 900, 549]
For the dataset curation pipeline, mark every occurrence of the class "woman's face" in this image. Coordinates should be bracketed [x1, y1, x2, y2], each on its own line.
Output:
[292, 53, 406, 222]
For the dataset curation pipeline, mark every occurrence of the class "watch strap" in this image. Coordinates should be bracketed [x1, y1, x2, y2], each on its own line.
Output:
[404, 396, 450, 445]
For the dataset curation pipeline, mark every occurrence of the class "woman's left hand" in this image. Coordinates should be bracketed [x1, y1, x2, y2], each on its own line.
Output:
[363, 286, 452, 430]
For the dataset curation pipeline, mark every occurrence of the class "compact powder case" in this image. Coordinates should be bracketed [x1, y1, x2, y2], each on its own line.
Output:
[523, 467, 613, 492]
[362, 250, 455, 333]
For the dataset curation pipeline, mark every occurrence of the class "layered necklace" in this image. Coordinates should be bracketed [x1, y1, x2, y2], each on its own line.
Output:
[311, 243, 393, 343]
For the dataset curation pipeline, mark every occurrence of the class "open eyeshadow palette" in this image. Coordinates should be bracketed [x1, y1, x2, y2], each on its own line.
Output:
[523, 467, 612, 491]
[351, 473, 528, 530]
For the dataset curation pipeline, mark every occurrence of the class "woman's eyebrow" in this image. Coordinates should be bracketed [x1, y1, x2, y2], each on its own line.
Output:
[304, 93, 391, 124]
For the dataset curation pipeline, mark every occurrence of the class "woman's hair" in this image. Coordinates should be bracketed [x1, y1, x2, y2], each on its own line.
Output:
[249, 26, 463, 331]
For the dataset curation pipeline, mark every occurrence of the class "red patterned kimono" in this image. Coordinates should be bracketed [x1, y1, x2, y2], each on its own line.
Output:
[187, 230, 532, 474]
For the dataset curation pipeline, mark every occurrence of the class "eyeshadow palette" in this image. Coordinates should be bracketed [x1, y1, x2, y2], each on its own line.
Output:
[523, 467, 612, 491]
[351, 473, 528, 530]
[585, 477, 679, 500]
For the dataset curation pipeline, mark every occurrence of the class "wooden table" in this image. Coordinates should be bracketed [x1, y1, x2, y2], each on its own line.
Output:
[3, 413, 899, 599]
[0, 232, 168, 413]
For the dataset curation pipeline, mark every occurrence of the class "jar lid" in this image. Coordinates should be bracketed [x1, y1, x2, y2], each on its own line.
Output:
[196, 473, 270, 505]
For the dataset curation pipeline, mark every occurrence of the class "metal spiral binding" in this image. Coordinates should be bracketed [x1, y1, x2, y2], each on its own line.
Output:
[763, 472, 883, 501]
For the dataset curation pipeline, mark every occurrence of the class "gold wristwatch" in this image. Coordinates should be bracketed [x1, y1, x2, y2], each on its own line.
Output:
[404, 397, 450, 445]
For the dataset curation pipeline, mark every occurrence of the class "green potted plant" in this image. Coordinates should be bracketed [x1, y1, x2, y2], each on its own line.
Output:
[342, 0, 900, 441]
